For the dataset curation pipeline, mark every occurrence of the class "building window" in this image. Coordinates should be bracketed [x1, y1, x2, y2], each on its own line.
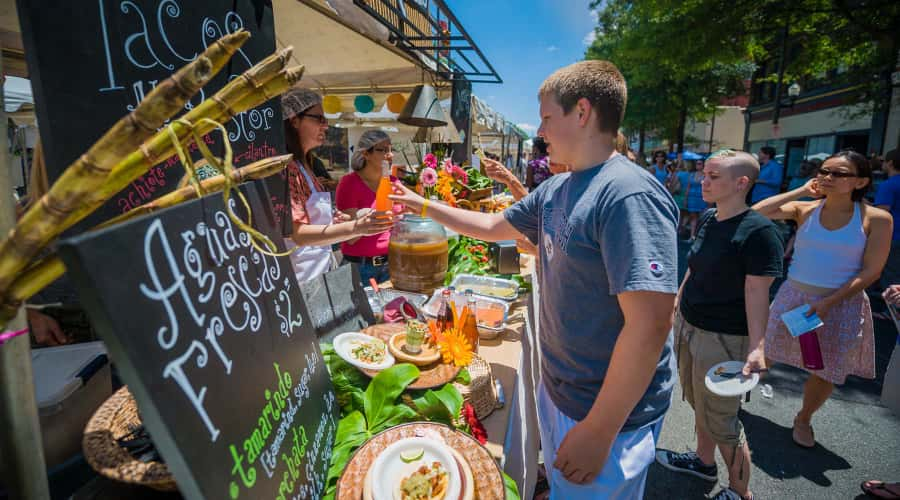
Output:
[805, 135, 836, 159]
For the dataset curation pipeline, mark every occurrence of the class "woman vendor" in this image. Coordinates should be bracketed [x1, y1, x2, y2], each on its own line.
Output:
[281, 88, 393, 282]
[335, 130, 403, 285]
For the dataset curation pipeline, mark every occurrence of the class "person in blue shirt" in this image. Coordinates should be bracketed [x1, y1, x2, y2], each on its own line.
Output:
[652, 150, 669, 184]
[390, 60, 677, 499]
[750, 146, 784, 203]
[875, 149, 900, 290]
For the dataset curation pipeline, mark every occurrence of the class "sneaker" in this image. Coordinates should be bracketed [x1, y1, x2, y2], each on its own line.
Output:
[711, 488, 746, 500]
[654, 449, 718, 482]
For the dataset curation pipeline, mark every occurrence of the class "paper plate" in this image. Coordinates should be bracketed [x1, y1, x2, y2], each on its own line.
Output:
[705, 360, 759, 397]
[365, 437, 462, 500]
[333, 332, 395, 371]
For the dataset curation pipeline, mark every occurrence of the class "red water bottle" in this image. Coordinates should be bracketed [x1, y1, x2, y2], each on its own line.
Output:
[798, 330, 824, 370]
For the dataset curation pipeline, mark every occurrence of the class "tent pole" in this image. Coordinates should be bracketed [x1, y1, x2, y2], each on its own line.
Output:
[0, 45, 52, 500]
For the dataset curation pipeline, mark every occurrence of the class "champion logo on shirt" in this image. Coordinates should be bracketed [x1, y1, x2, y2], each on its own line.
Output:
[649, 261, 664, 278]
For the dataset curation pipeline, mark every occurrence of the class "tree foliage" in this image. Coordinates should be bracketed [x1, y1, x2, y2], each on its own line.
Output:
[586, 0, 900, 150]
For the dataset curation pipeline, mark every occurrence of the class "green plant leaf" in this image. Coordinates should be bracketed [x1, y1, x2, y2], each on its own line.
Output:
[324, 411, 368, 499]
[364, 364, 420, 431]
[368, 404, 420, 435]
[411, 384, 464, 426]
[454, 368, 471, 385]
[503, 471, 522, 500]
[431, 384, 464, 419]
[411, 391, 454, 425]
[322, 343, 368, 414]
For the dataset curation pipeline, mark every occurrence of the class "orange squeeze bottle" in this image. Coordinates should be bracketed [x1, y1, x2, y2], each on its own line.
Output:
[375, 160, 393, 213]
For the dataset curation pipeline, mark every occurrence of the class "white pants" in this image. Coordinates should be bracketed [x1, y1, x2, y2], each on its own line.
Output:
[537, 380, 663, 499]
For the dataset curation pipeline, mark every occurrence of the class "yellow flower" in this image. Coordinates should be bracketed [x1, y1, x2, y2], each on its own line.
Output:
[438, 327, 473, 367]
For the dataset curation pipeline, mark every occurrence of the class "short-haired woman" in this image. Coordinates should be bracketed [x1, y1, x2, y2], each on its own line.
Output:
[753, 150, 892, 448]
[335, 130, 402, 285]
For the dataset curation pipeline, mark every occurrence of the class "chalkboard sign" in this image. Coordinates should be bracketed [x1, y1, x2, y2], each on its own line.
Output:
[451, 78, 472, 165]
[58, 182, 337, 500]
[16, 0, 290, 234]
[299, 263, 375, 342]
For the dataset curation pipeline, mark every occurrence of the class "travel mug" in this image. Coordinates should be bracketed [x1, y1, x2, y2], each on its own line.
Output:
[798, 330, 824, 370]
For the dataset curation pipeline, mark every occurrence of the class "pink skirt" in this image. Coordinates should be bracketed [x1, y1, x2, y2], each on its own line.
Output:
[765, 280, 875, 384]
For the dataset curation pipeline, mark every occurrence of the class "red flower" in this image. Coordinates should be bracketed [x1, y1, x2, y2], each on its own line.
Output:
[462, 402, 488, 444]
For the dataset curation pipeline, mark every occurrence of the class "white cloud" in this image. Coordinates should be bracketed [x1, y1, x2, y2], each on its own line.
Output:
[546, 45, 559, 52]
[517, 123, 537, 134]
[583, 29, 597, 46]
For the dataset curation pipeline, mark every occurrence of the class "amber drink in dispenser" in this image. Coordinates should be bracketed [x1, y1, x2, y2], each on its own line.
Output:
[388, 215, 448, 294]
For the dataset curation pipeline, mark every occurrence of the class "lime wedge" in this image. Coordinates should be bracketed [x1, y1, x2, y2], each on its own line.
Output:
[400, 448, 424, 463]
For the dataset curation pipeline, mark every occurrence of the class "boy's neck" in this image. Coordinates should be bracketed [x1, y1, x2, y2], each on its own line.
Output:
[569, 135, 617, 172]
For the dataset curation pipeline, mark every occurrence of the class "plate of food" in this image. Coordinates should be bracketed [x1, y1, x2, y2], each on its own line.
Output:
[364, 437, 463, 500]
[334, 332, 395, 371]
[704, 360, 760, 397]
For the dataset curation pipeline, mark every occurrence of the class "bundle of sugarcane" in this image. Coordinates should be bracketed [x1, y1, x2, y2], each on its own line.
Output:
[6, 154, 294, 311]
[62, 49, 303, 232]
[0, 32, 305, 328]
[0, 31, 250, 295]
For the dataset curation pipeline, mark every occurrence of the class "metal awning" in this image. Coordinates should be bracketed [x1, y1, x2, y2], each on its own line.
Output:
[351, 0, 501, 84]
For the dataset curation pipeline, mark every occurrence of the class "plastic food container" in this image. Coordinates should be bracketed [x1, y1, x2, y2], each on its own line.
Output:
[364, 287, 428, 314]
[32, 341, 112, 467]
[448, 274, 520, 301]
[422, 288, 509, 337]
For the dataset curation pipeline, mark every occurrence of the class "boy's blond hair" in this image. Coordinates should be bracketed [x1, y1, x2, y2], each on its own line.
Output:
[538, 60, 627, 134]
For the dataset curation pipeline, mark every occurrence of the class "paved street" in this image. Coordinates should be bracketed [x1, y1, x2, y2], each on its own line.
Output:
[646, 241, 900, 499]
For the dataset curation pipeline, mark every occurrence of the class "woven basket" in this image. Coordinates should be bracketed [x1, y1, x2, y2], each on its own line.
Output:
[453, 354, 498, 419]
[82, 386, 177, 492]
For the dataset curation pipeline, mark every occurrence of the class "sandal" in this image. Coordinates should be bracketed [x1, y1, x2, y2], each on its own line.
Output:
[861, 480, 900, 499]
[792, 417, 815, 448]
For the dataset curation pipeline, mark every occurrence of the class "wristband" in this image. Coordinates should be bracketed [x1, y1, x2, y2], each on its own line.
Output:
[421, 199, 429, 218]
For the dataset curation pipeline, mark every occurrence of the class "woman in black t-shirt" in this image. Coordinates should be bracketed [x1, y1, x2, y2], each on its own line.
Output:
[656, 150, 783, 500]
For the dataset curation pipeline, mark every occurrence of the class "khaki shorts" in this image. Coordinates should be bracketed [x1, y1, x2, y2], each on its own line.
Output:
[675, 312, 748, 447]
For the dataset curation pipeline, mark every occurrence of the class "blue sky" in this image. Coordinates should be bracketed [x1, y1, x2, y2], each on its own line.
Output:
[451, 0, 598, 137]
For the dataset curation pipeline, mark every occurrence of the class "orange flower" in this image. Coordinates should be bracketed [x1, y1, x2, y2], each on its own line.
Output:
[438, 327, 473, 367]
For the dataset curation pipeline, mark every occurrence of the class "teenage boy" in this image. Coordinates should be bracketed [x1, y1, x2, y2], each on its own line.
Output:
[391, 60, 678, 498]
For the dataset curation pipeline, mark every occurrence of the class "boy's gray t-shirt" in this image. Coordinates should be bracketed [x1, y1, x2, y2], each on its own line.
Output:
[504, 154, 678, 431]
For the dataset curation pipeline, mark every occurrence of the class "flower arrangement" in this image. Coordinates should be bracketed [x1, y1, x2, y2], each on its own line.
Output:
[411, 149, 491, 207]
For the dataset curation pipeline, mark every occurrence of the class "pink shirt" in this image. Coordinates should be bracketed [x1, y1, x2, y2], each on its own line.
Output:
[335, 172, 402, 257]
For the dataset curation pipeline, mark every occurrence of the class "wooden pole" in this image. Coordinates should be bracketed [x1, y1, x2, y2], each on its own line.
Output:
[0, 46, 51, 500]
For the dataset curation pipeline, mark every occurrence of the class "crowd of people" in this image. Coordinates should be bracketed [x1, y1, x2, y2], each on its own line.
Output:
[21, 56, 900, 500]
[387, 61, 898, 500]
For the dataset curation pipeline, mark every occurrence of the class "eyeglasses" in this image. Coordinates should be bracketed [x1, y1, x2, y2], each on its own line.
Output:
[817, 168, 857, 179]
[372, 147, 393, 154]
[299, 112, 328, 125]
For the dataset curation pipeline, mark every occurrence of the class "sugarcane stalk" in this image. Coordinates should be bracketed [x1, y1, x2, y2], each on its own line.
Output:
[2, 154, 293, 322]
[0, 31, 250, 295]
[61, 64, 304, 232]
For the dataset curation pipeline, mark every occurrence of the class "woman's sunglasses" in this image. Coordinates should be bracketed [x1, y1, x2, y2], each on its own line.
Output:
[817, 168, 857, 179]
[299, 112, 328, 125]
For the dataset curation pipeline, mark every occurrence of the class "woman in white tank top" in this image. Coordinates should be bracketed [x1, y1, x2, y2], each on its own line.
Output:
[753, 150, 892, 449]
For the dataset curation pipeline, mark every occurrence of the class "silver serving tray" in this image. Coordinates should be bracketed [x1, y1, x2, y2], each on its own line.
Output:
[421, 287, 509, 332]
[448, 274, 520, 301]
[363, 287, 428, 314]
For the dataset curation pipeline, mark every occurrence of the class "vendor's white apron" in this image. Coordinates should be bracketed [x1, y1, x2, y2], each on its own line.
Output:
[284, 162, 336, 283]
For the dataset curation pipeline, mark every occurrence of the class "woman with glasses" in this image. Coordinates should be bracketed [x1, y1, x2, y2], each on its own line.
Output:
[753, 150, 891, 448]
[335, 130, 402, 285]
[280, 89, 393, 283]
